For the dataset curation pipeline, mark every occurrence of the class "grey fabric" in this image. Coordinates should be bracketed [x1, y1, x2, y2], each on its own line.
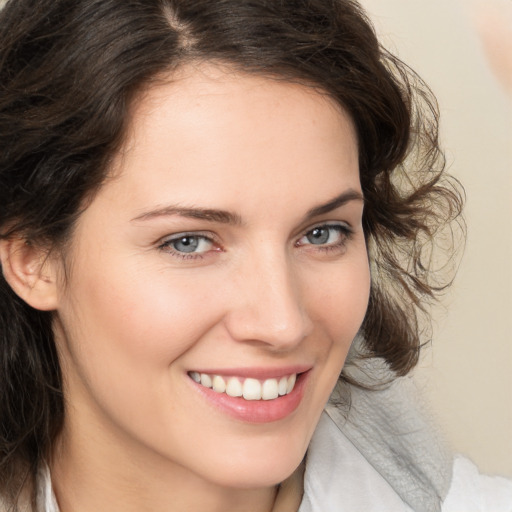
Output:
[299, 412, 414, 511]
[327, 364, 453, 512]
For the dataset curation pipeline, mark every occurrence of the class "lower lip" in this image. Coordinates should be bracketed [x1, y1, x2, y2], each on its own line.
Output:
[189, 372, 310, 423]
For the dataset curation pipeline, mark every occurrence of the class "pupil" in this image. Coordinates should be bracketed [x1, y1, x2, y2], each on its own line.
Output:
[174, 236, 199, 253]
[308, 228, 329, 244]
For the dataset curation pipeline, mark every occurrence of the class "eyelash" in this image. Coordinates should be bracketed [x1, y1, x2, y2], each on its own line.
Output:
[158, 232, 218, 260]
[158, 223, 353, 260]
[295, 223, 353, 253]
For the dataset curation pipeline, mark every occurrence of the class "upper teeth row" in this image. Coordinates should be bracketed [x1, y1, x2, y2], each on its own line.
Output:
[189, 372, 297, 401]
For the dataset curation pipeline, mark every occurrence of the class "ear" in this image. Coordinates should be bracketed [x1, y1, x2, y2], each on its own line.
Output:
[0, 237, 60, 311]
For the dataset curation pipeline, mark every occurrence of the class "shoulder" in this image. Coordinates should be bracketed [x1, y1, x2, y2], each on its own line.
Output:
[442, 456, 512, 512]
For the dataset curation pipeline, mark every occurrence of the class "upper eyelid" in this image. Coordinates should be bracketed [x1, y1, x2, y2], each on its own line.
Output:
[306, 220, 352, 229]
[298, 220, 353, 237]
[159, 230, 218, 245]
[299, 223, 352, 238]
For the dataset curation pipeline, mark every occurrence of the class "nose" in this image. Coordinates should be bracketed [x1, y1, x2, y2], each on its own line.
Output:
[223, 249, 313, 351]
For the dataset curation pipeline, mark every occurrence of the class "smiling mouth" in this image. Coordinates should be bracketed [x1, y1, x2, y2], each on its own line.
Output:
[188, 371, 297, 401]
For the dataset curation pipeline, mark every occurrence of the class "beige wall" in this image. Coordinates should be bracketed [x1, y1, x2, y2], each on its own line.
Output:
[360, 0, 512, 477]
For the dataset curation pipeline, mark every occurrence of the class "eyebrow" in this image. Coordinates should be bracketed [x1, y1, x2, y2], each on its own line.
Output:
[131, 206, 242, 225]
[305, 189, 364, 219]
[130, 189, 364, 225]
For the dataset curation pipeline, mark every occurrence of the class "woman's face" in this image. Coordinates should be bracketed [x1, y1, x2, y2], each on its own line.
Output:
[52, 64, 370, 490]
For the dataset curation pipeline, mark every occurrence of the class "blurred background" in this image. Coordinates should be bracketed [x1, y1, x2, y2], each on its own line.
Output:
[360, 0, 512, 477]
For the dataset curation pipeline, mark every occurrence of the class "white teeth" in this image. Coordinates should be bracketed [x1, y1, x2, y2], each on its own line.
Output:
[262, 378, 279, 400]
[226, 377, 243, 397]
[243, 378, 262, 400]
[200, 373, 212, 388]
[190, 372, 299, 401]
[278, 376, 288, 396]
[212, 375, 226, 393]
[286, 374, 296, 394]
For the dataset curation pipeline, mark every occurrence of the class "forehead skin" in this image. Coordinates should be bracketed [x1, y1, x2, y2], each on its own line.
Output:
[111, 63, 360, 213]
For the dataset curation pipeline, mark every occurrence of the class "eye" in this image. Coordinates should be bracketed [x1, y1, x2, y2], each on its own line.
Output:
[296, 224, 352, 250]
[159, 233, 216, 258]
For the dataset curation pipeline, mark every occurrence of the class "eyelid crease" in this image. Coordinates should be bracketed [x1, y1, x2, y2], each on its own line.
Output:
[158, 231, 220, 248]
[306, 222, 353, 236]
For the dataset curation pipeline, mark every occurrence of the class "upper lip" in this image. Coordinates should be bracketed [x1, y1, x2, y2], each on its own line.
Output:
[188, 365, 312, 380]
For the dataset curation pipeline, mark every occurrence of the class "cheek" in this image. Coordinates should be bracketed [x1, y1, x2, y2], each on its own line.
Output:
[301, 252, 370, 391]
[309, 255, 371, 339]
[60, 259, 222, 380]
[55, 259, 228, 450]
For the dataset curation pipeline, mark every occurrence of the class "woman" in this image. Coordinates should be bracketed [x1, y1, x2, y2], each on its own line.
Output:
[0, 0, 509, 511]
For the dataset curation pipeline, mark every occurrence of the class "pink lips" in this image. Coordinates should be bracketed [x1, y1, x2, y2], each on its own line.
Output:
[188, 368, 311, 423]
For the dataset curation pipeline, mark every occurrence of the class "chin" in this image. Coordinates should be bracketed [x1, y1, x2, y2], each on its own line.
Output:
[199, 437, 308, 490]
[217, 459, 303, 490]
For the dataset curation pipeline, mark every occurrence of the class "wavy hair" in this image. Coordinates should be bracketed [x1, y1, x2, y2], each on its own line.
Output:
[0, 0, 463, 505]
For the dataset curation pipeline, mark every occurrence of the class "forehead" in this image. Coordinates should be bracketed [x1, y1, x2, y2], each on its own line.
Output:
[104, 63, 360, 217]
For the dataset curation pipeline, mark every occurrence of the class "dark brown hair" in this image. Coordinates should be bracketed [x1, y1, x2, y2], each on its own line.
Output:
[0, 0, 463, 505]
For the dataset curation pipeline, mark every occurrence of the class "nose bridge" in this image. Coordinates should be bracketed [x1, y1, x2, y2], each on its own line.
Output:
[226, 244, 311, 349]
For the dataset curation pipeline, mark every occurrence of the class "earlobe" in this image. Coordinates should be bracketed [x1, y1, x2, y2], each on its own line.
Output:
[0, 237, 60, 311]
